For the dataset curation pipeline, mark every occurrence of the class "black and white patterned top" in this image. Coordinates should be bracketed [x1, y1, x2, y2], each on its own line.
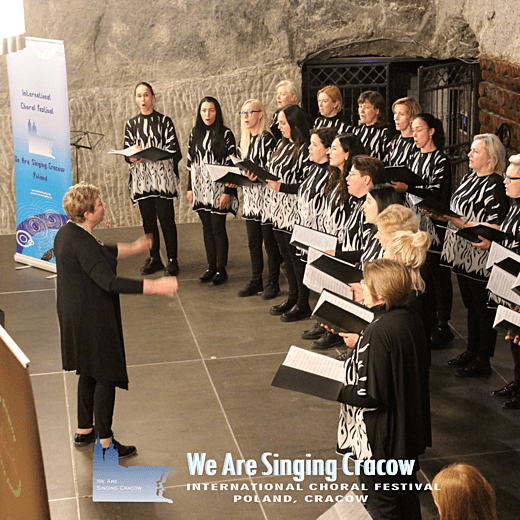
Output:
[489, 200, 520, 305]
[360, 229, 384, 266]
[296, 162, 330, 231]
[406, 149, 451, 251]
[441, 170, 509, 279]
[270, 109, 282, 142]
[338, 196, 371, 253]
[186, 127, 238, 216]
[384, 134, 417, 166]
[349, 124, 389, 161]
[321, 185, 351, 242]
[314, 114, 348, 133]
[124, 110, 182, 203]
[269, 143, 311, 233]
[240, 132, 277, 221]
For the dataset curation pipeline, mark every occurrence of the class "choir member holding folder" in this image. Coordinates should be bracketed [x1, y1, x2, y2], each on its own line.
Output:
[349, 91, 391, 161]
[441, 134, 509, 377]
[124, 82, 182, 277]
[268, 105, 313, 322]
[472, 154, 520, 408]
[187, 97, 237, 286]
[270, 80, 300, 141]
[337, 259, 430, 520]
[384, 97, 420, 167]
[236, 99, 280, 299]
[313, 86, 348, 133]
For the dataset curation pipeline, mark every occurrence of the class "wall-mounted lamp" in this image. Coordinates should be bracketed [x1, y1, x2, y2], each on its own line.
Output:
[0, 0, 26, 55]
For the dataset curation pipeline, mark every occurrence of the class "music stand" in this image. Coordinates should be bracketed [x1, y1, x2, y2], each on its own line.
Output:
[70, 131, 105, 183]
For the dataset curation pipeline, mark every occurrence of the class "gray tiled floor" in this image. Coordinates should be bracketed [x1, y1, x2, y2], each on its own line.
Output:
[1, 219, 520, 519]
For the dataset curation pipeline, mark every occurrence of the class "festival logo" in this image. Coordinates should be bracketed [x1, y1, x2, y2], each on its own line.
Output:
[92, 438, 175, 502]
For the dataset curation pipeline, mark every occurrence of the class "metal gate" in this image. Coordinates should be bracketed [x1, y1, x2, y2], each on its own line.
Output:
[302, 58, 391, 125]
[418, 61, 481, 187]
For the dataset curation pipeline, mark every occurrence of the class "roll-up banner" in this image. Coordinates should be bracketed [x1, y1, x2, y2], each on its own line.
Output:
[6, 37, 72, 273]
[0, 325, 51, 519]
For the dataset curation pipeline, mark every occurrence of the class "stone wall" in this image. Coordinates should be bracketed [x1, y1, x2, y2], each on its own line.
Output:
[0, 0, 519, 234]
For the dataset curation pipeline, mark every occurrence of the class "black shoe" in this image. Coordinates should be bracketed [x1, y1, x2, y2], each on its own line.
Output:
[302, 323, 327, 340]
[502, 397, 520, 409]
[211, 271, 228, 286]
[446, 351, 476, 367]
[456, 360, 492, 378]
[106, 438, 137, 459]
[280, 304, 311, 323]
[261, 283, 280, 300]
[311, 331, 345, 350]
[164, 258, 179, 276]
[74, 429, 96, 447]
[238, 280, 263, 297]
[491, 381, 518, 397]
[431, 325, 455, 347]
[270, 299, 296, 316]
[336, 349, 354, 361]
[199, 270, 216, 283]
[140, 257, 164, 275]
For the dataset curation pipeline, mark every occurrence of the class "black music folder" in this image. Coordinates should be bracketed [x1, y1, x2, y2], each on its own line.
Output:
[271, 346, 345, 401]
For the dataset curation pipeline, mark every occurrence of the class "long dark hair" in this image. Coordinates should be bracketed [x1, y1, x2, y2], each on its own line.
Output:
[134, 81, 155, 96]
[192, 96, 229, 161]
[414, 113, 445, 151]
[325, 133, 366, 204]
[368, 184, 404, 215]
[271, 105, 312, 161]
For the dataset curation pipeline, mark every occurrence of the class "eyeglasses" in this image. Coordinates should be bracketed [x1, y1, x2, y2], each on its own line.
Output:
[505, 174, 520, 182]
[239, 110, 261, 116]
[347, 172, 363, 177]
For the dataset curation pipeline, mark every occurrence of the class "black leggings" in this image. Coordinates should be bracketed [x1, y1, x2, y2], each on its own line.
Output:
[138, 197, 178, 260]
[77, 375, 116, 440]
[245, 219, 282, 285]
[198, 210, 228, 271]
[274, 229, 309, 307]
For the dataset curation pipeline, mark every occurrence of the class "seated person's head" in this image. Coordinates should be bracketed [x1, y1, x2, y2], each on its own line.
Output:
[432, 463, 497, 520]
[362, 259, 411, 310]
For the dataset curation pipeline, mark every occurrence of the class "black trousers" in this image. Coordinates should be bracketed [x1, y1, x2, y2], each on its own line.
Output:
[358, 468, 422, 520]
[274, 229, 309, 307]
[138, 197, 178, 260]
[426, 251, 453, 323]
[198, 210, 228, 271]
[77, 375, 116, 439]
[456, 274, 497, 360]
[245, 219, 282, 285]
[511, 341, 520, 385]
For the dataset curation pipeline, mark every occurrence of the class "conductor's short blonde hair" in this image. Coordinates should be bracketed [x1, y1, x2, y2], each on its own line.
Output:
[62, 182, 100, 223]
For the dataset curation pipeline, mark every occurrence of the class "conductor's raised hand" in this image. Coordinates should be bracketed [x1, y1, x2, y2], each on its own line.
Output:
[144, 276, 178, 297]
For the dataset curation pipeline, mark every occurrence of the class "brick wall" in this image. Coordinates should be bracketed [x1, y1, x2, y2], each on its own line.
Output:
[479, 56, 520, 154]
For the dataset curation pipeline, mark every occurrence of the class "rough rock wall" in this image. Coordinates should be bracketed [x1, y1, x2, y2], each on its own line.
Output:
[0, 0, 517, 234]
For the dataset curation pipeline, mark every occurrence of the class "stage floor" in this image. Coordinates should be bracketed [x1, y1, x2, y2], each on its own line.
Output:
[1, 219, 519, 519]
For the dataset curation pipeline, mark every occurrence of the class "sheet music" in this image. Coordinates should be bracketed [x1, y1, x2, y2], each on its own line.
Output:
[494, 305, 520, 329]
[409, 194, 422, 206]
[291, 224, 337, 252]
[304, 264, 353, 299]
[283, 346, 344, 382]
[108, 145, 142, 157]
[486, 242, 520, 269]
[317, 290, 374, 323]
[486, 265, 520, 305]
[317, 491, 372, 520]
[205, 164, 242, 181]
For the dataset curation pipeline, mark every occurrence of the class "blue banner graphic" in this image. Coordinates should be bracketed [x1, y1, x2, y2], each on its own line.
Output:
[93, 439, 175, 502]
[7, 38, 72, 271]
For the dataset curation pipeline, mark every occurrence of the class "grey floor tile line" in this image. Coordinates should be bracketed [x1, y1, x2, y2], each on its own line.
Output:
[0, 288, 55, 295]
[62, 370, 82, 519]
[176, 294, 270, 520]
[421, 448, 520, 462]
